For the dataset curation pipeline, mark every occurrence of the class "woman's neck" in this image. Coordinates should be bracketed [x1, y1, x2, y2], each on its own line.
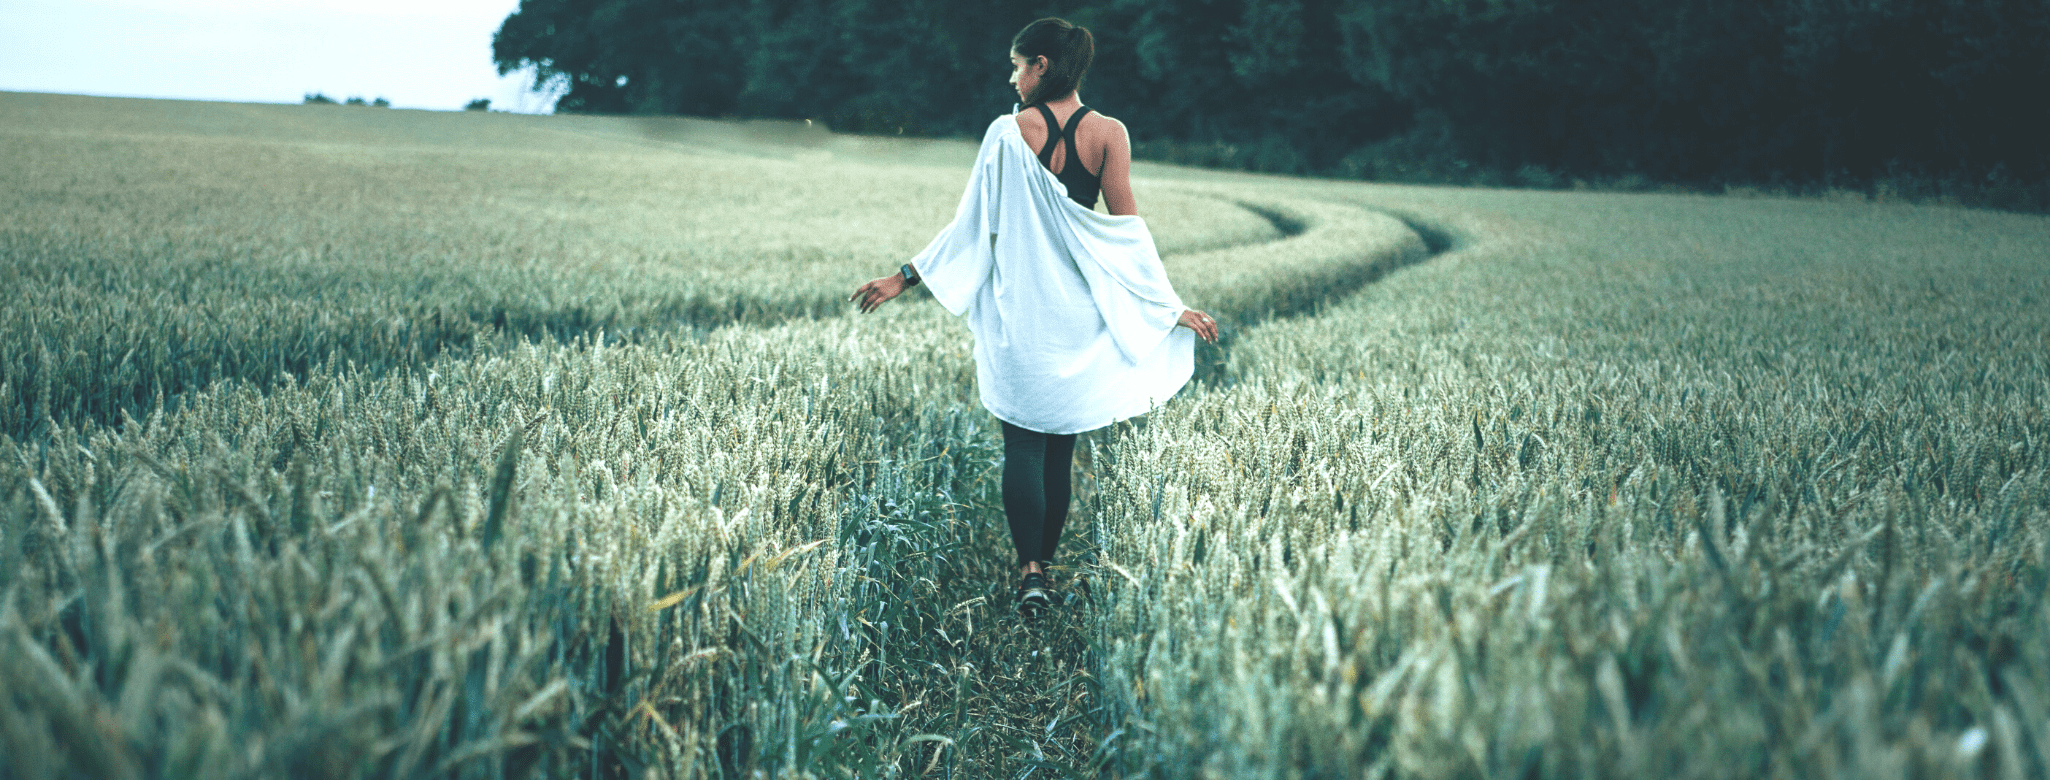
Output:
[1037, 91, 1082, 109]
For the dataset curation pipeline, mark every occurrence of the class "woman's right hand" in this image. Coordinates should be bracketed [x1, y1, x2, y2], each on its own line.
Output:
[1178, 309, 1219, 344]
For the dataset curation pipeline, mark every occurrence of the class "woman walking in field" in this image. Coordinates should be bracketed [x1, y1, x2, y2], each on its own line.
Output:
[850, 17, 1218, 619]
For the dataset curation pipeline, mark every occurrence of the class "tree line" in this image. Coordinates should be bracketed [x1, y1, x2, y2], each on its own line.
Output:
[494, 0, 2049, 207]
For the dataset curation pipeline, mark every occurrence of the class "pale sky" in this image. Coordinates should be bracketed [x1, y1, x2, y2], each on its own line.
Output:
[0, 0, 561, 112]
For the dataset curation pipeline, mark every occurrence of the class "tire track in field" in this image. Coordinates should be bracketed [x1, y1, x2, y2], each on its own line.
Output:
[1182, 195, 1447, 386]
[1059, 195, 1459, 773]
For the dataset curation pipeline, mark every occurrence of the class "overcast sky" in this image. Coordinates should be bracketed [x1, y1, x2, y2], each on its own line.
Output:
[0, 0, 560, 112]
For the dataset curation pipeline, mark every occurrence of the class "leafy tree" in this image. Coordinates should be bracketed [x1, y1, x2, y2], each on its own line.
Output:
[490, 0, 2050, 198]
[494, 0, 753, 115]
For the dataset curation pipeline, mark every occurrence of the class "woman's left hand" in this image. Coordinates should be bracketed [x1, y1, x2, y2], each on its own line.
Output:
[1178, 309, 1219, 344]
[851, 272, 909, 313]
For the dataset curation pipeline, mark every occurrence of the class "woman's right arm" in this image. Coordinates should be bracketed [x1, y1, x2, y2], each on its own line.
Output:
[1098, 117, 1138, 217]
[1094, 117, 1211, 341]
[1178, 308, 1218, 344]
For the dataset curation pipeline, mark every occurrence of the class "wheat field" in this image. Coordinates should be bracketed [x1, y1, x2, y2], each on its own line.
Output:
[3, 91, 2047, 779]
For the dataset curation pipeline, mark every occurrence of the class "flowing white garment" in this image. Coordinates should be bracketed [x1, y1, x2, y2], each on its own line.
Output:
[908, 112, 1194, 435]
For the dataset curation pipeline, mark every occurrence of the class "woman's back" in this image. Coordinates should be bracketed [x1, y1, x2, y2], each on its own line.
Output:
[1014, 102, 1135, 215]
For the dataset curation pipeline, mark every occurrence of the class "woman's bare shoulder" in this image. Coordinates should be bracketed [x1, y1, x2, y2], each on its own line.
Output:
[1083, 112, 1129, 141]
[1082, 112, 1130, 157]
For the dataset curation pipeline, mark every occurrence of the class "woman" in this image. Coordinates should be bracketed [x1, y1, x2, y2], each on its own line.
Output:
[850, 17, 1219, 618]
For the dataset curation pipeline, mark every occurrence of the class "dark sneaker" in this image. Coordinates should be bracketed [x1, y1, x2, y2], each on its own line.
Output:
[1016, 572, 1051, 619]
[1038, 564, 1066, 605]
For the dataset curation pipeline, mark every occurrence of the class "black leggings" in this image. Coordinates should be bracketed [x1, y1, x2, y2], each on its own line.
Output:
[999, 420, 1076, 567]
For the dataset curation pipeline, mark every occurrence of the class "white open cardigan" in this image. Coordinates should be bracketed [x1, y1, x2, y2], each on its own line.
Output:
[907, 110, 1194, 435]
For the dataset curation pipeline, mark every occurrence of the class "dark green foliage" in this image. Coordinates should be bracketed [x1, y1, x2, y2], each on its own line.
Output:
[494, 0, 2050, 201]
[493, 0, 760, 116]
[1339, 0, 2050, 189]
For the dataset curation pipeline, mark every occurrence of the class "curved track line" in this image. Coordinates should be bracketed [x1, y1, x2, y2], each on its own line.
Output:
[1167, 193, 1454, 385]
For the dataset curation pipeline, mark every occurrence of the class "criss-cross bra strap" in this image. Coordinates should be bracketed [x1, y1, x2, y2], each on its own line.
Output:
[1060, 106, 1095, 175]
[1031, 104, 1096, 176]
[1031, 104, 1063, 168]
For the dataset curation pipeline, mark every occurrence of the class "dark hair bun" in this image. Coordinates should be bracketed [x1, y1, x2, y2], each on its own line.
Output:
[1012, 17, 1094, 106]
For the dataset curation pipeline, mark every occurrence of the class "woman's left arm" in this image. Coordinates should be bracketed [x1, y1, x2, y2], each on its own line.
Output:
[1098, 117, 1137, 217]
[851, 117, 1009, 315]
[851, 269, 911, 313]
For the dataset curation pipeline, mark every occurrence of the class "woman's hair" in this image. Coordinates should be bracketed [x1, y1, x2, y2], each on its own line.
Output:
[1012, 18, 1094, 106]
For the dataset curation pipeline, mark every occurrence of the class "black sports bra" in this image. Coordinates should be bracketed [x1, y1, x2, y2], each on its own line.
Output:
[1029, 104, 1100, 209]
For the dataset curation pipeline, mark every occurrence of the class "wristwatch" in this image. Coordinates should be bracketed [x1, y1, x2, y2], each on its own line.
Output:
[900, 263, 922, 287]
